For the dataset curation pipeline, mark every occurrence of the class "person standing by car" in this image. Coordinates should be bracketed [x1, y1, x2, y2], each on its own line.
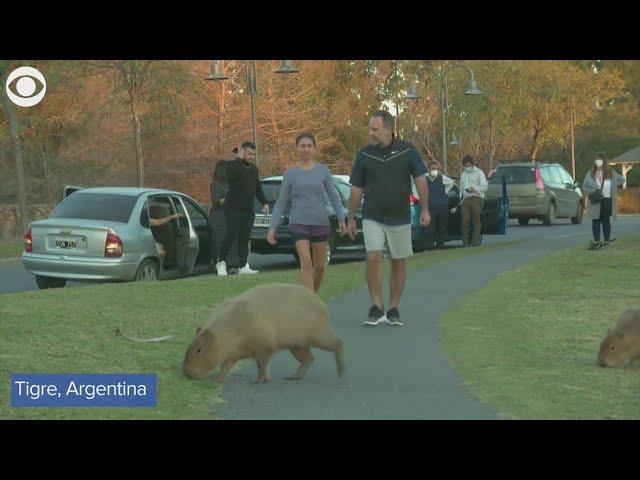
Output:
[267, 133, 347, 293]
[216, 141, 269, 276]
[347, 110, 431, 327]
[583, 152, 626, 250]
[423, 160, 455, 250]
[460, 155, 488, 247]
[210, 160, 240, 272]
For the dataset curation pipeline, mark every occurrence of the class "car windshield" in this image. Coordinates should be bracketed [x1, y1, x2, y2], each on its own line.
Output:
[50, 193, 138, 223]
[489, 167, 535, 184]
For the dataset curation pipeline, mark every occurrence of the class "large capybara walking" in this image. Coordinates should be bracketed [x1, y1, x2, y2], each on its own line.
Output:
[598, 308, 640, 368]
[183, 283, 345, 383]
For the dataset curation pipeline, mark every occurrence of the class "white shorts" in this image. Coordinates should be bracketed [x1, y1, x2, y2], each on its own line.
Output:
[362, 219, 413, 259]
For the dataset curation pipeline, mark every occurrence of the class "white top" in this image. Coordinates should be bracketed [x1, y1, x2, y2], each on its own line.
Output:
[602, 179, 611, 198]
[460, 166, 488, 200]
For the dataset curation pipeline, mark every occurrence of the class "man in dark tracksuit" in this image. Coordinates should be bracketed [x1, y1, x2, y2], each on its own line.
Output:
[216, 141, 269, 276]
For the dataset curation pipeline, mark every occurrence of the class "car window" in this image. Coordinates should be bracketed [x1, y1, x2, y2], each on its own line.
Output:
[488, 167, 535, 184]
[50, 193, 138, 223]
[255, 181, 290, 214]
[540, 167, 553, 184]
[558, 167, 574, 184]
[336, 182, 352, 207]
[548, 167, 563, 184]
[181, 197, 209, 228]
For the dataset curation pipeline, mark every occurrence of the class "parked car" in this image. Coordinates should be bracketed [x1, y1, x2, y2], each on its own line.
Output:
[22, 187, 217, 289]
[486, 162, 584, 225]
[251, 175, 364, 265]
[410, 175, 508, 251]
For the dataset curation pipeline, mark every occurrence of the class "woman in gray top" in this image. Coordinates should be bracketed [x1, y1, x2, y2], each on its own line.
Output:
[582, 152, 625, 250]
[268, 133, 347, 293]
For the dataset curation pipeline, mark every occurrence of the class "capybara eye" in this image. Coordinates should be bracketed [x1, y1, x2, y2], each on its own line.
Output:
[611, 346, 616, 351]
[196, 347, 202, 354]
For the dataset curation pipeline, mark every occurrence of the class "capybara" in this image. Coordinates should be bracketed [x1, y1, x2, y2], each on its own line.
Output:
[182, 283, 345, 383]
[597, 308, 640, 368]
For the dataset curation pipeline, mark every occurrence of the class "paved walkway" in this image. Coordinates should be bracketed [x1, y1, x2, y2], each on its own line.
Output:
[215, 218, 640, 419]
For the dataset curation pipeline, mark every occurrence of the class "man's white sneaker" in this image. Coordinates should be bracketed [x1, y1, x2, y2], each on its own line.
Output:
[216, 261, 228, 276]
[238, 264, 259, 275]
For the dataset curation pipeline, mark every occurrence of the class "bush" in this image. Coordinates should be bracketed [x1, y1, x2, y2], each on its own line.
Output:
[618, 187, 640, 214]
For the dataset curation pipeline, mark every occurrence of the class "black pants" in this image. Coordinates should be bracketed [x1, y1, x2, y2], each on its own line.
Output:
[219, 208, 254, 268]
[423, 204, 449, 249]
[592, 198, 612, 242]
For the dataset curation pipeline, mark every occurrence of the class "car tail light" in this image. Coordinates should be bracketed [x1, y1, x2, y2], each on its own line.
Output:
[409, 194, 419, 206]
[105, 229, 123, 258]
[535, 168, 545, 190]
[24, 226, 33, 253]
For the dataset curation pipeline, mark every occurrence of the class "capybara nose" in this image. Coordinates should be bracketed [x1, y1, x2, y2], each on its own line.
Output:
[597, 357, 607, 368]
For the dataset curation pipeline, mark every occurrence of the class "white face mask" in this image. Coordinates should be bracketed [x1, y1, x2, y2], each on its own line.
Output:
[465, 166, 473, 172]
[429, 170, 439, 177]
[595, 159, 604, 168]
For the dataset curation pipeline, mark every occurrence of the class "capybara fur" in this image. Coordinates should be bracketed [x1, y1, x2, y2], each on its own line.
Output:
[183, 283, 345, 383]
[598, 308, 640, 368]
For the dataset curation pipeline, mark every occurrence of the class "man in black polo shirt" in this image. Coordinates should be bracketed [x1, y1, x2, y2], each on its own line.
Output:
[347, 110, 431, 327]
[216, 141, 269, 276]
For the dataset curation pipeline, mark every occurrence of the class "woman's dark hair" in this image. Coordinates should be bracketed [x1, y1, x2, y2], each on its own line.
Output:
[241, 141, 256, 150]
[295, 132, 316, 147]
[231, 147, 238, 154]
[593, 152, 612, 179]
[462, 155, 474, 166]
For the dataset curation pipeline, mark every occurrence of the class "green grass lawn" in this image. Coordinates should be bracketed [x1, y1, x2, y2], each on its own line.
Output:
[0, 237, 24, 260]
[442, 235, 640, 420]
[0, 239, 520, 420]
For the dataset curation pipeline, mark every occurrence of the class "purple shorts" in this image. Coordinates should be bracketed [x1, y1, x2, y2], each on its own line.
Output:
[288, 224, 330, 243]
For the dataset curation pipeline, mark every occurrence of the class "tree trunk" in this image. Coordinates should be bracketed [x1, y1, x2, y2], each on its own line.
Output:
[488, 112, 496, 170]
[1, 91, 28, 235]
[530, 128, 541, 161]
[130, 90, 144, 187]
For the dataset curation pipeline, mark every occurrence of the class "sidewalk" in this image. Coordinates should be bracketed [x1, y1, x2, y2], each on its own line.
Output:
[215, 219, 640, 420]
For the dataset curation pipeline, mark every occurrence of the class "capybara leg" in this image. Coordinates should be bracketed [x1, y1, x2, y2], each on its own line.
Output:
[286, 347, 314, 380]
[311, 335, 346, 378]
[254, 351, 272, 384]
[215, 360, 236, 382]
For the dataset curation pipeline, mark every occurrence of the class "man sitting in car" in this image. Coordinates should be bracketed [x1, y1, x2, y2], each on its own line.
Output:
[149, 210, 183, 265]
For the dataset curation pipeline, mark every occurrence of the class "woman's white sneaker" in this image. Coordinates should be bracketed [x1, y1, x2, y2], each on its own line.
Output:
[238, 264, 259, 275]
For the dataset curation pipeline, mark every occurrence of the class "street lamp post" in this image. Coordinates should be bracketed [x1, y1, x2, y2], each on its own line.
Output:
[206, 60, 299, 167]
[406, 63, 482, 174]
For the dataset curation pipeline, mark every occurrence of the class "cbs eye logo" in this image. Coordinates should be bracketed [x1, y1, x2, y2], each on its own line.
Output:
[5, 67, 47, 108]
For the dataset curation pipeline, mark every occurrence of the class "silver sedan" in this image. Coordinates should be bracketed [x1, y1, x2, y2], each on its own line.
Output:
[22, 187, 217, 289]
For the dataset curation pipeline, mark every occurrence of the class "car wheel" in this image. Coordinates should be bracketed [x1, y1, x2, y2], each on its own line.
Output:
[135, 258, 159, 282]
[517, 218, 530, 226]
[571, 202, 584, 224]
[35, 275, 66, 289]
[542, 202, 556, 226]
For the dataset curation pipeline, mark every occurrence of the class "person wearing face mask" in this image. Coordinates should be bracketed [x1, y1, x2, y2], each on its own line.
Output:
[459, 155, 488, 247]
[582, 152, 626, 250]
[421, 160, 455, 250]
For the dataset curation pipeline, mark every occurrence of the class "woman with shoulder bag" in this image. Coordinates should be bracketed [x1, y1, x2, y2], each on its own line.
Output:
[582, 152, 626, 250]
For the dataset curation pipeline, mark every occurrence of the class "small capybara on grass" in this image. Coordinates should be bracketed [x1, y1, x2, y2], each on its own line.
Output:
[183, 283, 345, 383]
[598, 308, 640, 368]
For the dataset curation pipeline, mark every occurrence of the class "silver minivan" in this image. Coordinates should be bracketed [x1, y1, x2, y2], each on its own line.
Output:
[22, 187, 216, 288]
[487, 162, 584, 225]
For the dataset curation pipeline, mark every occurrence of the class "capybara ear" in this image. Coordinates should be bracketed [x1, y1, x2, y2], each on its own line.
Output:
[196, 327, 203, 335]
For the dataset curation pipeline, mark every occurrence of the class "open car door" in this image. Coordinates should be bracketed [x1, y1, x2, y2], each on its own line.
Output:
[481, 175, 509, 235]
[171, 196, 199, 273]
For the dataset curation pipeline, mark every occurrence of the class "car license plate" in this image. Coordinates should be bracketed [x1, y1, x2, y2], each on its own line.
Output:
[56, 239, 77, 249]
[254, 216, 270, 227]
